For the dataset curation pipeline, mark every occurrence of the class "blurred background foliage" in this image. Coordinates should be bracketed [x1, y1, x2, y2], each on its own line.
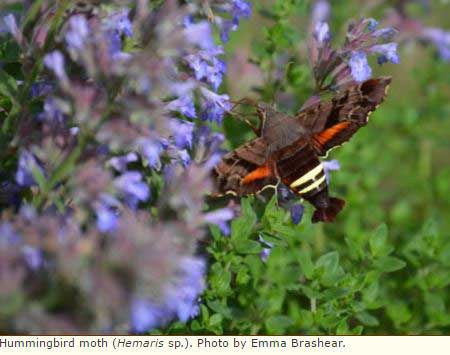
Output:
[186, 0, 450, 335]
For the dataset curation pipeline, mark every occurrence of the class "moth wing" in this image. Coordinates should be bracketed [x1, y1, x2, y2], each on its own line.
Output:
[213, 137, 278, 196]
[310, 77, 391, 156]
[296, 101, 333, 133]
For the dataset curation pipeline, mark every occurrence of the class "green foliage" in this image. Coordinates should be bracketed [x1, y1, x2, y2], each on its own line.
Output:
[185, 0, 450, 335]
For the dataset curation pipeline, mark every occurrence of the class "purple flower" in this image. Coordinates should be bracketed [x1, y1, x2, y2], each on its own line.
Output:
[165, 257, 206, 322]
[0, 222, 20, 246]
[140, 139, 162, 170]
[109, 152, 139, 172]
[44, 51, 67, 81]
[3, 14, 22, 43]
[169, 119, 195, 149]
[367, 18, 379, 32]
[422, 28, 450, 62]
[370, 43, 400, 65]
[106, 9, 133, 37]
[372, 28, 397, 40]
[232, 0, 252, 20]
[323, 159, 340, 183]
[130, 257, 206, 332]
[314, 22, 331, 45]
[348, 51, 372, 82]
[114, 172, 150, 209]
[0, 181, 21, 210]
[219, 18, 238, 43]
[130, 299, 168, 333]
[65, 15, 89, 50]
[176, 149, 191, 167]
[200, 87, 232, 123]
[290, 204, 304, 225]
[206, 58, 227, 91]
[15, 150, 44, 187]
[258, 235, 273, 263]
[203, 152, 223, 171]
[41, 97, 65, 123]
[184, 21, 214, 50]
[311, 0, 330, 25]
[203, 208, 234, 235]
[104, 9, 133, 61]
[260, 248, 271, 263]
[95, 195, 120, 233]
[166, 96, 196, 119]
[22, 246, 43, 270]
[30, 82, 53, 98]
[185, 48, 226, 91]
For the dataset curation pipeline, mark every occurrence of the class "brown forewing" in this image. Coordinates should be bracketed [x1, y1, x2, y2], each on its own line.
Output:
[212, 137, 278, 196]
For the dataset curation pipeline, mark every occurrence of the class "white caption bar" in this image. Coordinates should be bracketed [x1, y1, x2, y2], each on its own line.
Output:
[0, 336, 449, 355]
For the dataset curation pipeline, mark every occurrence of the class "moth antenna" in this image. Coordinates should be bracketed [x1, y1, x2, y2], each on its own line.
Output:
[226, 99, 260, 135]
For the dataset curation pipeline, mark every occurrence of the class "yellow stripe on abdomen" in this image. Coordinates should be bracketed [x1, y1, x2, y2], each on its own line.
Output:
[298, 174, 326, 194]
[290, 163, 323, 188]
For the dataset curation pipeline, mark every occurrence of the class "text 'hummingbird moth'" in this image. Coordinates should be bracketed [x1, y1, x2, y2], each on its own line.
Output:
[213, 77, 391, 223]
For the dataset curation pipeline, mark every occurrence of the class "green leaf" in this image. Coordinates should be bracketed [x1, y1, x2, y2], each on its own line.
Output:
[233, 240, 262, 254]
[265, 315, 294, 335]
[209, 314, 223, 327]
[373, 256, 406, 273]
[355, 311, 379, 327]
[231, 197, 257, 240]
[369, 224, 389, 257]
[236, 267, 250, 285]
[297, 250, 314, 279]
[209, 264, 232, 296]
[315, 251, 339, 275]
[0, 68, 18, 105]
[205, 300, 232, 319]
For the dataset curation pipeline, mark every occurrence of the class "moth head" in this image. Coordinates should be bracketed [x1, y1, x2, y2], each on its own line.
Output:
[256, 102, 277, 117]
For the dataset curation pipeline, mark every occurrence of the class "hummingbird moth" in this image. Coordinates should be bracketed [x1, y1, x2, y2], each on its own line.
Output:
[213, 77, 391, 223]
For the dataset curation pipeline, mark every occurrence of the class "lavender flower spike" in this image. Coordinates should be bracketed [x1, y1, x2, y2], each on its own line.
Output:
[203, 207, 234, 235]
[15, 150, 44, 187]
[114, 171, 150, 209]
[370, 43, 400, 65]
[422, 28, 450, 62]
[65, 15, 90, 50]
[165, 257, 206, 322]
[184, 20, 214, 50]
[348, 51, 372, 82]
[130, 299, 167, 333]
[3, 14, 22, 43]
[314, 22, 331, 46]
[200, 87, 232, 123]
[166, 96, 196, 119]
[44, 51, 68, 82]
[311, 0, 330, 25]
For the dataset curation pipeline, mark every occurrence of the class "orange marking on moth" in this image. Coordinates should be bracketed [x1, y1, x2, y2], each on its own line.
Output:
[241, 165, 272, 185]
[314, 121, 352, 146]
